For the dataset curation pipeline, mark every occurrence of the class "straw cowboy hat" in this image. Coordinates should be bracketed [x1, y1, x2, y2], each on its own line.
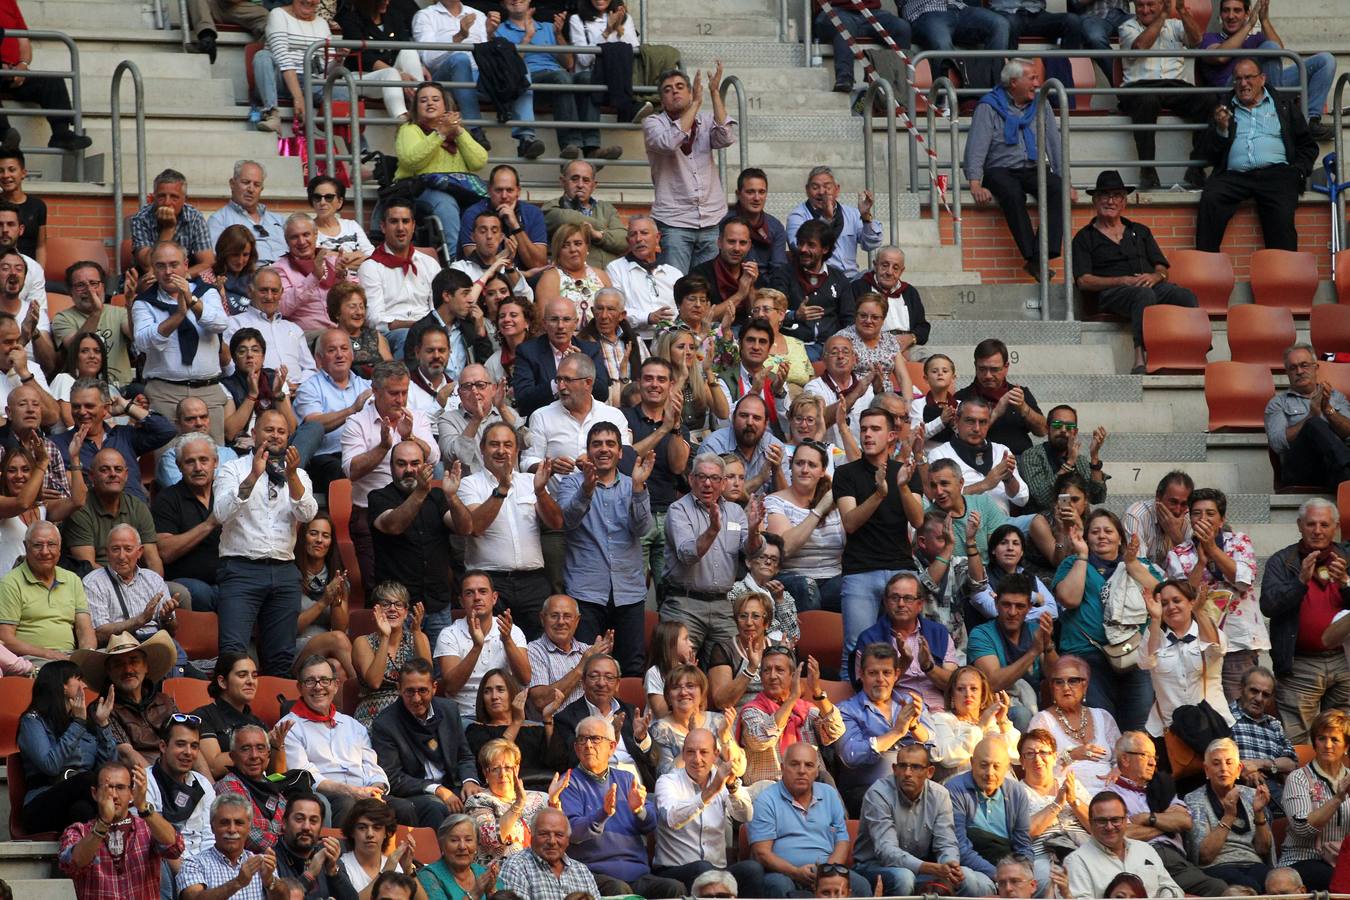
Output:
[71, 630, 177, 692]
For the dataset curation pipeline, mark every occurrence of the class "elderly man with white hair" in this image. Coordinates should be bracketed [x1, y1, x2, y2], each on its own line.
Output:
[153, 433, 225, 614]
[501, 805, 600, 898]
[1266, 867, 1306, 895]
[177, 792, 277, 899]
[82, 523, 181, 647]
[1183, 737, 1273, 891]
[849, 246, 930, 348]
[692, 870, 740, 899]
[1260, 495, 1350, 743]
[605, 216, 681, 343]
[222, 261, 317, 382]
[1265, 343, 1350, 492]
[0, 520, 95, 660]
[963, 59, 1068, 282]
[207, 160, 288, 264]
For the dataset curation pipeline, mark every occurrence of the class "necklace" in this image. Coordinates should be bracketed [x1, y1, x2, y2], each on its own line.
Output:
[1054, 705, 1090, 743]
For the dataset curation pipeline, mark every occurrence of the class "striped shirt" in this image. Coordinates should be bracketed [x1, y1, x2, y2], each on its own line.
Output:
[903, 0, 966, 17]
[265, 6, 332, 74]
[1117, 17, 1189, 83]
[1279, 763, 1350, 865]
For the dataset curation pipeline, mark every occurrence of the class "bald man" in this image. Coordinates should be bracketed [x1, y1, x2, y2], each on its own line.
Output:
[945, 737, 1035, 895]
[65, 447, 165, 576]
[82, 523, 181, 646]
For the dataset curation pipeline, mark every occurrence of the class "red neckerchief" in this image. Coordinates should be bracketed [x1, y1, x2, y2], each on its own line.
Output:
[925, 391, 957, 414]
[742, 691, 812, 753]
[712, 256, 741, 302]
[291, 699, 337, 728]
[796, 265, 827, 297]
[733, 205, 772, 247]
[370, 243, 419, 276]
[740, 367, 779, 429]
[976, 380, 1014, 404]
[821, 370, 856, 398]
[860, 270, 907, 299]
[1114, 775, 1148, 794]
[679, 116, 700, 155]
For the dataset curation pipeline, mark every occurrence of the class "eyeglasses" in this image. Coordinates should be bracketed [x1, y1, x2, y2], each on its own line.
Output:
[1021, 748, 1055, 758]
[1120, 750, 1156, 761]
[374, 600, 408, 611]
[170, 713, 203, 725]
[975, 365, 1006, 375]
[886, 593, 922, 604]
[1287, 361, 1317, 371]
[311, 193, 339, 202]
[691, 473, 724, 483]
[735, 611, 766, 622]
[1048, 420, 1079, 431]
[855, 313, 883, 322]
[894, 762, 928, 771]
[485, 764, 519, 775]
[1091, 816, 1127, 828]
[300, 676, 338, 688]
[574, 734, 613, 745]
[585, 672, 619, 683]
[460, 381, 492, 391]
[252, 224, 270, 238]
[1050, 677, 1087, 687]
[555, 374, 591, 385]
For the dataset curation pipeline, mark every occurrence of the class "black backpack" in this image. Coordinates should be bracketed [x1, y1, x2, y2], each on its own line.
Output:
[472, 37, 531, 122]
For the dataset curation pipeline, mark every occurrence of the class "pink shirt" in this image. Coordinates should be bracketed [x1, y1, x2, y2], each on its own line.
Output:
[338, 400, 441, 507]
[276, 253, 350, 332]
[643, 110, 738, 229]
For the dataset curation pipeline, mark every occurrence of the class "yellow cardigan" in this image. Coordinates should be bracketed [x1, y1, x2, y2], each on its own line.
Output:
[393, 123, 488, 180]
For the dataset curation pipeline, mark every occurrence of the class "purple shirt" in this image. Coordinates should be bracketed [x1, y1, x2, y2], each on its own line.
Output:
[1197, 31, 1265, 87]
[643, 110, 738, 230]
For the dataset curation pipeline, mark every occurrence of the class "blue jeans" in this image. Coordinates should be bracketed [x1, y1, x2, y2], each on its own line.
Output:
[814, 8, 912, 83]
[417, 190, 462, 251]
[779, 573, 842, 614]
[174, 577, 219, 613]
[856, 863, 996, 897]
[1081, 7, 1129, 75]
[429, 52, 536, 140]
[764, 869, 872, 898]
[529, 68, 598, 149]
[252, 48, 349, 112]
[1082, 648, 1155, 734]
[1260, 43, 1335, 119]
[290, 419, 324, 467]
[383, 327, 411, 358]
[840, 568, 909, 682]
[216, 557, 304, 676]
[912, 6, 1012, 52]
[654, 222, 718, 273]
[1001, 8, 1082, 48]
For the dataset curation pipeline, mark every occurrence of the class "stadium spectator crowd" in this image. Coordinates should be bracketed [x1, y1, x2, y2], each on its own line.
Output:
[0, 0, 1347, 898]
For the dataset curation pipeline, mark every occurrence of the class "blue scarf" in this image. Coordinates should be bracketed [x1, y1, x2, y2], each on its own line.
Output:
[979, 85, 1038, 163]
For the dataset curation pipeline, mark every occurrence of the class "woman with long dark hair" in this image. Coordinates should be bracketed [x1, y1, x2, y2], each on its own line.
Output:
[17, 659, 117, 833]
[52, 332, 119, 429]
[293, 514, 355, 679]
[208, 224, 259, 315]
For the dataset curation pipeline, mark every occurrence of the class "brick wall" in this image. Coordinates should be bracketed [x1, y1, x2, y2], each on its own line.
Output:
[939, 200, 1336, 284]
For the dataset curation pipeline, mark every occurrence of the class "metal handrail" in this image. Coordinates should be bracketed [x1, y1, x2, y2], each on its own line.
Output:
[177, 0, 191, 52]
[1036, 78, 1073, 322]
[716, 75, 750, 190]
[862, 78, 899, 245]
[1333, 72, 1350, 256]
[322, 69, 365, 227]
[897, 47, 1308, 191]
[301, 38, 664, 169]
[10, 29, 84, 179]
[110, 60, 147, 281]
[927, 77, 962, 260]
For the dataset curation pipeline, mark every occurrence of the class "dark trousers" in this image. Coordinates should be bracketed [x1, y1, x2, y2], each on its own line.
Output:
[1081, 648, 1155, 734]
[1003, 9, 1083, 48]
[593, 872, 685, 899]
[305, 452, 347, 496]
[1204, 862, 1270, 891]
[1280, 415, 1350, 490]
[1095, 282, 1199, 347]
[1154, 842, 1229, 897]
[983, 166, 1064, 262]
[484, 569, 551, 642]
[349, 506, 375, 599]
[655, 860, 766, 898]
[814, 8, 912, 82]
[1117, 78, 1217, 165]
[21, 772, 98, 834]
[1196, 163, 1301, 252]
[1291, 858, 1335, 891]
[216, 557, 303, 676]
[576, 596, 647, 676]
[0, 75, 77, 136]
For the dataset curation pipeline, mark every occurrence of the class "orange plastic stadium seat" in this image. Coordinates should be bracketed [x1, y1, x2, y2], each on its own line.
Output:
[1250, 249, 1319, 314]
[46, 237, 112, 282]
[1337, 251, 1350, 305]
[1167, 250, 1234, 316]
[175, 609, 220, 661]
[1339, 482, 1350, 538]
[0, 677, 33, 757]
[616, 677, 646, 711]
[1205, 361, 1275, 431]
[1321, 362, 1350, 398]
[796, 610, 844, 680]
[1142, 305, 1211, 372]
[163, 677, 213, 715]
[46, 293, 74, 317]
[1311, 305, 1350, 359]
[328, 479, 352, 543]
[1226, 304, 1296, 369]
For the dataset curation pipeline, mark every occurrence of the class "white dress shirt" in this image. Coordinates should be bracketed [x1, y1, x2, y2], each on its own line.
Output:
[1117, 18, 1188, 84]
[223, 307, 318, 382]
[146, 768, 216, 856]
[358, 248, 441, 330]
[457, 468, 545, 571]
[9, 258, 47, 362]
[451, 258, 534, 301]
[928, 439, 1030, 511]
[213, 454, 318, 560]
[521, 399, 631, 486]
[408, 372, 460, 436]
[653, 766, 753, 868]
[604, 257, 680, 342]
[411, 1, 489, 69]
[132, 285, 230, 381]
[1065, 837, 1183, 899]
[0, 365, 50, 413]
[803, 374, 872, 445]
[338, 400, 441, 507]
[1139, 620, 1233, 738]
[281, 708, 390, 789]
[433, 616, 529, 719]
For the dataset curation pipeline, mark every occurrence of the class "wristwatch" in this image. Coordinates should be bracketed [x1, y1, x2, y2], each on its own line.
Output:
[491, 487, 509, 499]
[139, 802, 156, 817]
[1147, 812, 1157, 828]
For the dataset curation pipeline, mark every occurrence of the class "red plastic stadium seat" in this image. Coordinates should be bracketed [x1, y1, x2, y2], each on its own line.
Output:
[616, 676, 646, 711]
[1204, 361, 1274, 431]
[163, 677, 213, 715]
[346, 607, 376, 642]
[1184, 0, 1212, 35]
[819, 679, 853, 705]
[46, 237, 112, 282]
[1339, 482, 1350, 542]
[1311, 305, 1350, 358]
[1321, 362, 1350, 399]
[1226, 304, 1296, 369]
[1142, 305, 1211, 372]
[0, 676, 33, 757]
[46, 293, 73, 318]
[254, 676, 300, 728]
[1167, 250, 1234, 316]
[328, 479, 352, 543]
[410, 827, 441, 865]
[1336, 251, 1350, 305]
[175, 609, 219, 661]
[795, 610, 844, 680]
[1250, 249, 1319, 314]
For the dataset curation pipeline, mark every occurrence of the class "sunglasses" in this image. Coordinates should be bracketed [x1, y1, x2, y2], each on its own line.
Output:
[252, 224, 270, 238]
[170, 713, 203, 725]
[311, 193, 339, 202]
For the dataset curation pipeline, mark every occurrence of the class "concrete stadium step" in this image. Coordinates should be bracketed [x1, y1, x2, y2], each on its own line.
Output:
[642, 0, 781, 18]
[647, 14, 780, 39]
[0, 880, 74, 900]
[1069, 401, 1176, 433]
[1101, 460, 1269, 497]
[921, 343, 1122, 375]
[20, 0, 154, 29]
[675, 41, 806, 69]
[1099, 432, 1208, 462]
[0, 841, 61, 880]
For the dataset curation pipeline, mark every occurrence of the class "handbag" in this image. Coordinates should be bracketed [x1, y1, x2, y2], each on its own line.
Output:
[1159, 653, 1232, 778]
[417, 172, 489, 204]
[1084, 560, 1152, 672]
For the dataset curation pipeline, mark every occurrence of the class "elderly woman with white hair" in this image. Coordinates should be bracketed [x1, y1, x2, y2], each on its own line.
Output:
[274, 212, 356, 333]
[962, 58, 1067, 282]
[1182, 737, 1272, 891]
[691, 869, 740, 898]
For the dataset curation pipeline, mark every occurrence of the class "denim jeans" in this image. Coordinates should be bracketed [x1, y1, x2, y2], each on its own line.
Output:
[856, 863, 996, 897]
[421, 604, 457, 653]
[290, 419, 324, 467]
[778, 573, 842, 614]
[429, 52, 536, 140]
[814, 8, 912, 83]
[174, 577, 219, 613]
[383, 327, 411, 359]
[216, 557, 304, 676]
[252, 48, 349, 112]
[653, 222, 718, 273]
[1082, 648, 1155, 734]
[1260, 43, 1335, 118]
[1081, 7, 1130, 76]
[840, 568, 909, 681]
[529, 67, 598, 149]
[911, 6, 1012, 51]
